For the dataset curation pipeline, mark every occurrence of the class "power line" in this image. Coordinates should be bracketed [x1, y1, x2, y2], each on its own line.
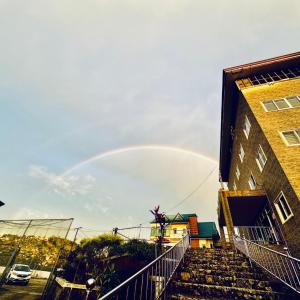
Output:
[134, 166, 218, 227]
[166, 166, 217, 212]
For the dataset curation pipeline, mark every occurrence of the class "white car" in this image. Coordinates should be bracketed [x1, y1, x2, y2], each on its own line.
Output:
[6, 264, 32, 285]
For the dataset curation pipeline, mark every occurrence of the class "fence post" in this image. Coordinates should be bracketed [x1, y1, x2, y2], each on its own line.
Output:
[243, 234, 252, 268]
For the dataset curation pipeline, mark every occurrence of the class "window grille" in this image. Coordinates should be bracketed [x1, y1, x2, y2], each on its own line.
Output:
[248, 174, 256, 190]
[243, 115, 251, 139]
[275, 193, 293, 223]
[239, 144, 245, 162]
[233, 181, 237, 191]
[281, 129, 300, 145]
[256, 145, 267, 171]
[236, 166, 240, 180]
[236, 67, 300, 89]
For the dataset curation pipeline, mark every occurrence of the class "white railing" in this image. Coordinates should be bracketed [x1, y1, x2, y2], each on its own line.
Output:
[99, 234, 190, 300]
[234, 234, 300, 295]
[236, 226, 281, 244]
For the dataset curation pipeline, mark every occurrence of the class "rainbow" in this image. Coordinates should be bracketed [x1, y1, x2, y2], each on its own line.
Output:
[62, 144, 218, 176]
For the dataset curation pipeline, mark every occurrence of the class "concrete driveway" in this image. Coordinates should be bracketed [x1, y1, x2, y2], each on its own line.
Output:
[0, 278, 47, 299]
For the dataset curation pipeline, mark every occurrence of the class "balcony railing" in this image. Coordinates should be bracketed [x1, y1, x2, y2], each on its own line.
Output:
[234, 234, 300, 295]
[99, 234, 190, 300]
[236, 226, 281, 244]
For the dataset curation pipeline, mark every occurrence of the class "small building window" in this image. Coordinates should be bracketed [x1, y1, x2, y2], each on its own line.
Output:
[248, 174, 256, 190]
[281, 129, 300, 146]
[233, 181, 237, 191]
[243, 115, 251, 139]
[262, 95, 300, 112]
[256, 145, 267, 171]
[286, 96, 300, 108]
[275, 192, 293, 224]
[173, 228, 177, 235]
[236, 166, 240, 180]
[239, 144, 245, 163]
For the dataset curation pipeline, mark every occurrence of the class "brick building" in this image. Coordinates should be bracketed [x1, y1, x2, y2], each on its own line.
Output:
[218, 52, 300, 258]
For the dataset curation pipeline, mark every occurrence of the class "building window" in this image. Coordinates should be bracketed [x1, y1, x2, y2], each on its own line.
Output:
[281, 129, 300, 146]
[236, 166, 240, 180]
[275, 192, 293, 224]
[256, 145, 267, 171]
[248, 174, 256, 190]
[239, 144, 245, 162]
[243, 115, 251, 139]
[262, 95, 300, 112]
[233, 181, 237, 191]
[173, 228, 177, 235]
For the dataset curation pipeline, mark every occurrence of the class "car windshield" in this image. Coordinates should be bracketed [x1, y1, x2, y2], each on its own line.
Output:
[14, 265, 30, 272]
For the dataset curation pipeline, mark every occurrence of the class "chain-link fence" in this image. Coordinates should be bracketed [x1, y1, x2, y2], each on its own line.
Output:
[0, 218, 73, 299]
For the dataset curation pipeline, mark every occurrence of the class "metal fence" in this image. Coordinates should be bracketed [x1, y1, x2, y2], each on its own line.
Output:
[236, 226, 281, 244]
[0, 218, 73, 298]
[99, 233, 190, 300]
[234, 234, 300, 295]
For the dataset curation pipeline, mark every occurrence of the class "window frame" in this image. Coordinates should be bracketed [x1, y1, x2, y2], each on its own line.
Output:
[261, 95, 300, 112]
[233, 181, 237, 191]
[256, 144, 267, 172]
[274, 192, 294, 224]
[239, 144, 245, 163]
[280, 129, 300, 146]
[235, 165, 240, 180]
[248, 173, 256, 190]
[243, 115, 251, 139]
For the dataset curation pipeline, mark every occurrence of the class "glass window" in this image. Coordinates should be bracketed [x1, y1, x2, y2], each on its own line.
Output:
[173, 228, 177, 235]
[274, 99, 289, 109]
[263, 101, 277, 112]
[282, 130, 300, 145]
[248, 174, 256, 190]
[243, 115, 251, 139]
[275, 193, 293, 223]
[239, 144, 245, 162]
[256, 145, 267, 171]
[233, 181, 237, 191]
[236, 166, 240, 180]
[286, 96, 300, 108]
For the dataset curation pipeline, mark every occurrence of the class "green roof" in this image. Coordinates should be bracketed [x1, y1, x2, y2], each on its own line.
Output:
[195, 222, 220, 239]
[150, 213, 197, 224]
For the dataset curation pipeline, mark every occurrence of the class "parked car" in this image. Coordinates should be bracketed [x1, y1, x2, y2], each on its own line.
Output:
[6, 264, 32, 285]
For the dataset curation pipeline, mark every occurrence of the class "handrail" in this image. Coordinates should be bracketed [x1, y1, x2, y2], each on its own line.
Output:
[234, 234, 300, 294]
[99, 234, 190, 300]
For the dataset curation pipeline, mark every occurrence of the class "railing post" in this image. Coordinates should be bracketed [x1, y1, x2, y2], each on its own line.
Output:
[243, 234, 253, 268]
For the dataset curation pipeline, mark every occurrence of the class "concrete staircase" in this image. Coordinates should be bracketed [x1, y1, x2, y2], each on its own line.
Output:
[167, 248, 297, 300]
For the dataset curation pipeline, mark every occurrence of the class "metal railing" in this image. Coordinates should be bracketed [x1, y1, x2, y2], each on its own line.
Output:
[99, 234, 190, 300]
[234, 234, 300, 295]
[236, 226, 281, 244]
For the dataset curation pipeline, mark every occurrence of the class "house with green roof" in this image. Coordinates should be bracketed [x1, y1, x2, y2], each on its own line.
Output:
[150, 213, 219, 248]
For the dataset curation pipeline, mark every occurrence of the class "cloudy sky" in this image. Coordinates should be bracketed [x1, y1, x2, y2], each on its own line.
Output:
[0, 0, 299, 235]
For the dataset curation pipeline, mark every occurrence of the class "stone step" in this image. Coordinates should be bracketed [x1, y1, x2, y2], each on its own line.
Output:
[174, 272, 272, 290]
[175, 268, 265, 280]
[180, 262, 256, 273]
[168, 293, 232, 300]
[169, 281, 284, 300]
[183, 258, 250, 266]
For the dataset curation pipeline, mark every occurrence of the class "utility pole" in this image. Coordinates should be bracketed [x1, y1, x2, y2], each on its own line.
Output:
[72, 227, 82, 250]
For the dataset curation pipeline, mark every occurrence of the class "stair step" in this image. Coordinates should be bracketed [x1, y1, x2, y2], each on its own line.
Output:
[168, 293, 232, 300]
[180, 263, 255, 273]
[169, 281, 284, 300]
[175, 268, 264, 280]
[174, 273, 271, 290]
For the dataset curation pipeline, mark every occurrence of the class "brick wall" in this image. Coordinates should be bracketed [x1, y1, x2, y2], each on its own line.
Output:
[227, 78, 300, 258]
